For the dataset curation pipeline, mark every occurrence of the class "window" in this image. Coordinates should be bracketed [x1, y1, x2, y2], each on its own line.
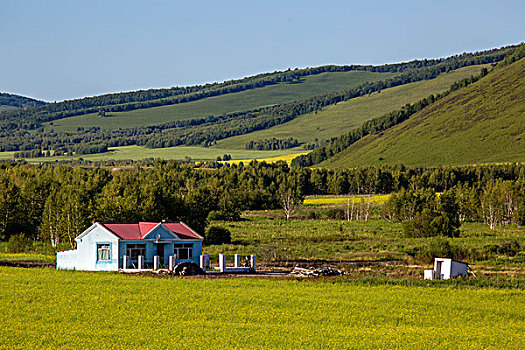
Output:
[174, 243, 193, 260]
[126, 244, 146, 260]
[97, 244, 111, 262]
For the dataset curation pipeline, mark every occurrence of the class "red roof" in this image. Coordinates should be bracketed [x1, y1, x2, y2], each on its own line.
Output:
[99, 222, 202, 240]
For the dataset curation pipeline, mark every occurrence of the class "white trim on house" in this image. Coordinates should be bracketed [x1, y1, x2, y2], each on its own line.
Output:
[179, 221, 204, 240]
[142, 222, 181, 240]
[75, 222, 121, 242]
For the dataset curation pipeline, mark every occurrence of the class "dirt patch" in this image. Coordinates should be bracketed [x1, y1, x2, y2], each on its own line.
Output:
[0, 260, 55, 268]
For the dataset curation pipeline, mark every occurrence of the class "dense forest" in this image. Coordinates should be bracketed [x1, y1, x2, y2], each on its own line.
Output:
[0, 45, 516, 156]
[0, 93, 46, 109]
[0, 161, 523, 248]
[245, 138, 300, 150]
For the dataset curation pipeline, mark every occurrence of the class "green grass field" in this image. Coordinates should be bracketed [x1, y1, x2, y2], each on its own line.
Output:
[216, 65, 489, 149]
[1, 267, 524, 349]
[320, 59, 525, 168]
[205, 214, 525, 269]
[46, 71, 396, 132]
[0, 145, 306, 162]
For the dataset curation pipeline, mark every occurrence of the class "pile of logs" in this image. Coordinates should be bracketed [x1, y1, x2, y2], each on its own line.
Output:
[291, 266, 344, 277]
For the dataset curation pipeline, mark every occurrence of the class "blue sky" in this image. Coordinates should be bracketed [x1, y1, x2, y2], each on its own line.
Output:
[1, 0, 524, 102]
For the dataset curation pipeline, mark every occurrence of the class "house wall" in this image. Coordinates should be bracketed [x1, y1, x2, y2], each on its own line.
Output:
[450, 261, 468, 278]
[434, 258, 452, 279]
[75, 225, 119, 271]
[119, 240, 202, 268]
[118, 240, 155, 268]
[56, 249, 78, 270]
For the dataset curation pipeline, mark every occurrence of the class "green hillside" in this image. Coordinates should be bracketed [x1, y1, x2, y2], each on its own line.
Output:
[320, 58, 525, 168]
[0, 45, 515, 160]
[215, 64, 488, 149]
[46, 71, 396, 132]
[0, 93, 45, 110]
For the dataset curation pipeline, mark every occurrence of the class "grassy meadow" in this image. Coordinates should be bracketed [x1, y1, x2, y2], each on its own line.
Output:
[1, 267, 524, 349]
[205, 214, 525, 269]
[215, 64, 489, 149]
[45, 71, 396, 132]
[0, 145, 306, 162]
[320, 59, 525, 168]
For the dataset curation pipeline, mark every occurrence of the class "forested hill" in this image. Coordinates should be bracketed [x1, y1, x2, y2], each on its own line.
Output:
[0, 45, 518, 158]
[0, 93, 46, 111]
[0, 45, 513, 125]
[315, 50, 525, 168]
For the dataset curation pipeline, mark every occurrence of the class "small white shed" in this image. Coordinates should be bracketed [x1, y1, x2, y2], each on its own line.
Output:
[424, 258, 469, 280]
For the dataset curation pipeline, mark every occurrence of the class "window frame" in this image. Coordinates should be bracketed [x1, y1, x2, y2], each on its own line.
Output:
[174, 243, 193, 260]
[126, 243, 146, 261]
[96, 242, 112, 263]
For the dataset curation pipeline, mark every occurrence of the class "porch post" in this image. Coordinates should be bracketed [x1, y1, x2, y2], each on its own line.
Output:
[153, 255, 160, 270]
[123, 255, 128, 269]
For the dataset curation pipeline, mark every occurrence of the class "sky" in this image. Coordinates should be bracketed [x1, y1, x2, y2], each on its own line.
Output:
[1, 0, 524, 102]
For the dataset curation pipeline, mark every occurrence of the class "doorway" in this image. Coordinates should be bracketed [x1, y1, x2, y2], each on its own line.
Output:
[436, 261, 442, 279]
[156, 244, 165, 266]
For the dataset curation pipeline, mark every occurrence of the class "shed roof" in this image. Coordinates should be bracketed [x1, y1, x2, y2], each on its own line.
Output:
[99, 222, 202, 240]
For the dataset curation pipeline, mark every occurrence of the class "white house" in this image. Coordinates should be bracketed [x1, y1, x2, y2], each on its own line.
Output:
[56, 221, 203, 271]
[424, 258, 470, 280]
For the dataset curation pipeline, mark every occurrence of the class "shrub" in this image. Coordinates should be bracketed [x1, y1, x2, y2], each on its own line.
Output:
[207, 210, 241, 222]
[402, 209, 460, 238]
[483, 240, 521, 257]
[307, 210, 319, 220]
[326, 208, 345, 220]
[205, 226, 231, 245]
[7, 234, 32, 253]
[414, 237, 472, 263]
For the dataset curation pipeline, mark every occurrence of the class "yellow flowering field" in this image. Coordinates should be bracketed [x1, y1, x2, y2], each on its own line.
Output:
[304, 194, 391, 205]
[0, 267, 523, 349]
[221, 152, 309, 165]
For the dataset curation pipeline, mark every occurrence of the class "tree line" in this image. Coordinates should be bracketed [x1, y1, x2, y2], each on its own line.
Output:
[245, 138, 300, 150]
[0, 93, 45, 109]
[0, 161, 523, 247]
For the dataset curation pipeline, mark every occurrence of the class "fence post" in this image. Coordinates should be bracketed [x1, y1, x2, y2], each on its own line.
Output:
[250, 255, 256, 272]
[234, 254, 241, 268]
[219, 254, 226, 272]
[138, 255, 144, 270]
[122, 255, 128, 269]
[169, 255, 175, 271]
